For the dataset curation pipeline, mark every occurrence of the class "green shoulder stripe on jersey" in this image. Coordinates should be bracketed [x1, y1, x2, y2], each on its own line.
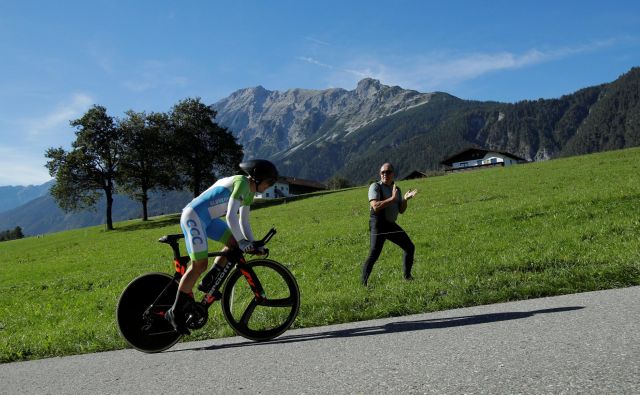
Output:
[230, 175, 254, 206]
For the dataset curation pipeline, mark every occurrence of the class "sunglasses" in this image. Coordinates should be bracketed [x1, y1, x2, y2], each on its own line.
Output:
[380, 170, 393, 175]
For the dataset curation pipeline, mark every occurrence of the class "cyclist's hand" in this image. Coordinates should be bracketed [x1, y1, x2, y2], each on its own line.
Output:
[238, 239, 254, 253]
[254, 246, 268, 256]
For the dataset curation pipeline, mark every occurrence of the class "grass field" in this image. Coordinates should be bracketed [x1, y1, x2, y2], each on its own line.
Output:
[1, 147, 639, 362]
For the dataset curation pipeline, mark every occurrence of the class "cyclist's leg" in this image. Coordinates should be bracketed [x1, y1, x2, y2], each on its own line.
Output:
[167, 207, 209, 334]
[178, 207, 211, 293]
[198, 219, 238, 291]
[208, 218, 236, 267]
[385, 222, 415, 279]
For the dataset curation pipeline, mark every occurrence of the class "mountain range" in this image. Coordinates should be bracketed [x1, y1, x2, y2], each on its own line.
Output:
[0, 181, 53, 214]
[2, 66, 639, 235]
[213, 67, 640, 183]
[0, 189, 192, 236]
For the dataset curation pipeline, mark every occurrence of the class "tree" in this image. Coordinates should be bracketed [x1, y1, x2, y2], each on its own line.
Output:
[12, 226, 24, 239]
[169, 97, 243, 197]
[45, 105, 122, 230]
[0, 226, 25, 242]
[326, 176, 352, 190]
[118, 111, 176, 220]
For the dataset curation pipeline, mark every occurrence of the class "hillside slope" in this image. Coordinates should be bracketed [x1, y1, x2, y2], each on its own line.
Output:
[1, 147, 639, 362]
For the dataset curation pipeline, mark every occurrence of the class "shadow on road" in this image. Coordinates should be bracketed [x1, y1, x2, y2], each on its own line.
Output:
[175, 306, 584, 353]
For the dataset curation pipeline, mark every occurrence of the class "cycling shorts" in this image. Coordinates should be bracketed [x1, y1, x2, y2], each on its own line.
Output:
[180, 206, 232, 261]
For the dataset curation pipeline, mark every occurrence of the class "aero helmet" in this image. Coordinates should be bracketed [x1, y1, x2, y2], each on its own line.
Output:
[239, 159, 279, 185]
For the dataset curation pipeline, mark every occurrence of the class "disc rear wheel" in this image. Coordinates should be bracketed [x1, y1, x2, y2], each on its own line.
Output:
[116, 272, 181, 353]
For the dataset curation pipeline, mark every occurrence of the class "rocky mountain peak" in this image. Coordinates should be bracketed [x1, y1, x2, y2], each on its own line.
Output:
[212, 78, 435, 161]
[355, 78, 383, 97]
[227, 85, 269, 100]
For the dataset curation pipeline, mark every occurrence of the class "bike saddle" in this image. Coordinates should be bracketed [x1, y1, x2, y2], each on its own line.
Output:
[158, 234, 185, 244]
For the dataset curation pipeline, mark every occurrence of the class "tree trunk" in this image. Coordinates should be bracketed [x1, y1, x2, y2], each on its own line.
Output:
[142, 189, 149, 221]
[193, 174, 201, 198]
[105, 184, 114, 230]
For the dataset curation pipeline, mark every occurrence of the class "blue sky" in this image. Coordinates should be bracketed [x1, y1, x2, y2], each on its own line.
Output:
[1, 0, 639, 186]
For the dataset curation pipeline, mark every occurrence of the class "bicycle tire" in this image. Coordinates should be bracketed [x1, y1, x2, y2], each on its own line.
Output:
[221, 259, 300, 341]
[116, 272, 181, 353]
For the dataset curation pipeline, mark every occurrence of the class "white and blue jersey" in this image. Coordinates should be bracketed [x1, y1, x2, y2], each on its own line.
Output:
[180, 175, 255, 260]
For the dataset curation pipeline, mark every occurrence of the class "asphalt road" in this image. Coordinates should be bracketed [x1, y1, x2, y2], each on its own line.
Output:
[1, 286, 638, 394]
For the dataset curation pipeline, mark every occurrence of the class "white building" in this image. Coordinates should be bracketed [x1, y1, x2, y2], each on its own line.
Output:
[441, 148, 527, 172]
[254, 176, 327, 199]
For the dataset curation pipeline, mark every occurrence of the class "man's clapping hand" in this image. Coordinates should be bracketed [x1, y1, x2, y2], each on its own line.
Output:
[404, 189, 417, 200]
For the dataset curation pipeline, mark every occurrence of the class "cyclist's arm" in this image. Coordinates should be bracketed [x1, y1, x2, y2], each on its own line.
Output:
[238, 205, 255, 242]
[226, 198, 246, 243]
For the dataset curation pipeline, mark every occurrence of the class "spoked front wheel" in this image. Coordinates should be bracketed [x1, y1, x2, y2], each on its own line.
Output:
[116, 272, 181, 353]
[221, 259, 300, 341]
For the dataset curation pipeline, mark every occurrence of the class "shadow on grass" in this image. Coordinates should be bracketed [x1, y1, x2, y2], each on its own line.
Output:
[114, 214, 181, 232]
[173, 306, 583, 353]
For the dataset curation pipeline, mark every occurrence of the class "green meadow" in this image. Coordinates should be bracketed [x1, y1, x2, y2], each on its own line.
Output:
[1, 147, 639, 362]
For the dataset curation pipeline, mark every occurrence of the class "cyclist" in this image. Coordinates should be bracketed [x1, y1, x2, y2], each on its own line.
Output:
[166, 159, 279, 334]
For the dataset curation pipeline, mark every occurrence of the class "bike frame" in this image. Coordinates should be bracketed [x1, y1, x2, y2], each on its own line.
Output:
[157, 228, 277, 310]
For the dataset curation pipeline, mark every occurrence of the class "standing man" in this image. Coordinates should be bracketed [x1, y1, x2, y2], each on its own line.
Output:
[361, 163, 417, 286]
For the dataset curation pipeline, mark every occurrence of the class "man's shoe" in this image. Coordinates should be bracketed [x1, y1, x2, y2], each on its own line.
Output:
[165, 291, 195, 335]
[165, 307, 191, 335]
[404, 275, 414, 281]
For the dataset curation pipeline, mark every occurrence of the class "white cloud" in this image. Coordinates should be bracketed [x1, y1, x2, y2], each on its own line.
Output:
[88, 41, 115, 74]
[23, 93, 94, 141]
[297, 56, 335, 69]
[0, 147, 52, 186]
[301, 39, 619, 91]
[304, 36, 332, 46]
[0, 93, 94, 186]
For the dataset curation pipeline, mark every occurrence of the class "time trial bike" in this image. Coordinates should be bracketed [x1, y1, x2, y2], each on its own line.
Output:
[116, 228, 300, 353]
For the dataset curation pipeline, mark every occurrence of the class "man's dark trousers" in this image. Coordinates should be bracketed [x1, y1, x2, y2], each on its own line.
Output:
[361, 218, 415, 285]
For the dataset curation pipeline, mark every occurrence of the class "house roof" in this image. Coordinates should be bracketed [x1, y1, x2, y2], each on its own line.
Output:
[440, 148, 527, 166]
[401, 170, 428, 180]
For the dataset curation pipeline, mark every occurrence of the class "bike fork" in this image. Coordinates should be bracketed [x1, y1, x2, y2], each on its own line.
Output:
[237, 261, 266, 300]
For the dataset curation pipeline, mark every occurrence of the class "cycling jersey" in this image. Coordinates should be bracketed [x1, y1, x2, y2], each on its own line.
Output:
[180, 175, 255, 260]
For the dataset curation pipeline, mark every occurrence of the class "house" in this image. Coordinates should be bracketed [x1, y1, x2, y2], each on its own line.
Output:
[401, 170, 428, 180]
[254, 176, 327, 199]
[440, 148, 527, 173]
